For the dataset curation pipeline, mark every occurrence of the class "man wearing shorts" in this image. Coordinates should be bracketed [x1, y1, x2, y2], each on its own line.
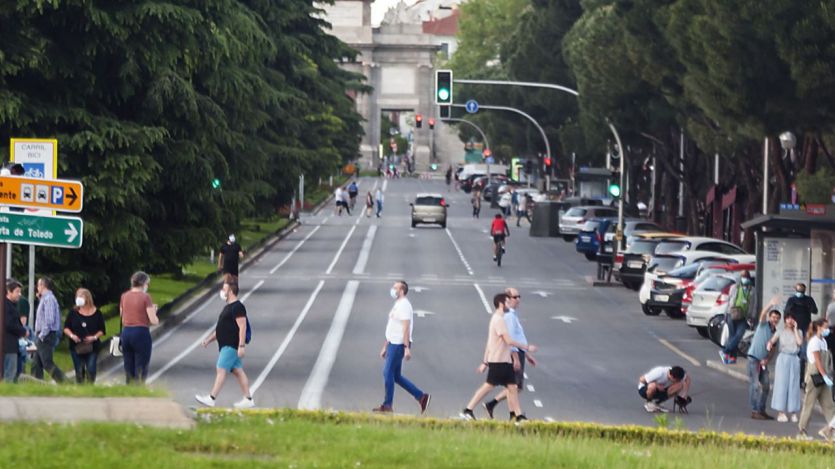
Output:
[461, 293, 537, 423]
[195, 279, 254, 409]
[638, 365, 690, 412]
[482, 287, 537, 419]
[490, 214, 510, 261]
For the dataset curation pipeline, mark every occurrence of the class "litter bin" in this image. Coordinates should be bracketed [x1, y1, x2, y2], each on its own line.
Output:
[529, 201, 563, 237]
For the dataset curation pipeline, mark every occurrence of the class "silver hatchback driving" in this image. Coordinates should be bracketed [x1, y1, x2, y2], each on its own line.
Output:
[411, 193, 448, 228]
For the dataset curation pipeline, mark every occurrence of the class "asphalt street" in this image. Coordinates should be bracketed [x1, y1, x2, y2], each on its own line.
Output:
[103, 176, 816, 437]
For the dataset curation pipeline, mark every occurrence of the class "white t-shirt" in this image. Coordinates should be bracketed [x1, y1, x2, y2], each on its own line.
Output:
[385, 298, 414, 344]
[498, 192, 512, 208]
[518, 195, 527, 211]
[335, 188, 343, 202]
[642, 366, 672, 387]
[807, 336, 828, 363]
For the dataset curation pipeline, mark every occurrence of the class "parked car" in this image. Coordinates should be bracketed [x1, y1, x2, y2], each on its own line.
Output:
[473, 175, 509, 195]
[686, 268, 756, 337]
[575, 218, 616, 260]
[617, 233, 685, 290]
[645, 259, 742, 318]
[559, 206, 618, 241]
[653, 236, 747, 256]
[410, 193, 448, 228]
[638, 251, 755, 316]
[461, 173, 485, 193]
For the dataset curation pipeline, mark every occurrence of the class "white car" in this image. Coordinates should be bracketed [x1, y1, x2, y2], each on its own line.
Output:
[685, 274, 739, 336]
[638, 251, 755, 315]
[559, 205, 618, 241]
[653, 236, 747, 256]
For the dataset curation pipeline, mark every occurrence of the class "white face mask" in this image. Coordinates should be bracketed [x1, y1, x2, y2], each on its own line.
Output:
[143, 285, 148, 293]
[75, 297, 85, 307]
[390, 288, 398, 300]
[229, 235, 236, 243]
[219, 290, 228, 301]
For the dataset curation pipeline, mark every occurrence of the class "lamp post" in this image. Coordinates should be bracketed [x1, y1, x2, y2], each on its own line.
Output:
[779, 131, 797, 205]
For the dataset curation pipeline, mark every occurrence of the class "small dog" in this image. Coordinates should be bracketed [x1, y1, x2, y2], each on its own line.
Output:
[673, 395, 692, 414]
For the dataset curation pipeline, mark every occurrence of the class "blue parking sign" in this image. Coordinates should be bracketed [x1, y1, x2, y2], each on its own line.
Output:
[51, 186, 64, 205]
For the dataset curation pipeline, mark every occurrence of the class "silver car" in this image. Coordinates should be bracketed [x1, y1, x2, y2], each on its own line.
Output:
[411, 193, 448, 228]
[559, 205, 618, 241]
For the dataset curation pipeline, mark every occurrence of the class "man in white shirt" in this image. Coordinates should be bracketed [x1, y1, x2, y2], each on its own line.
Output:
[638, 365, 691, 412]
[373, 281, 430, 414]
[334, 187, 344, 215]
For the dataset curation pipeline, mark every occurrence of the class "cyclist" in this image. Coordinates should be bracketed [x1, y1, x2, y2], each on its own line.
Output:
[348, 181, 359, 209]
[490, 213, 510, 261]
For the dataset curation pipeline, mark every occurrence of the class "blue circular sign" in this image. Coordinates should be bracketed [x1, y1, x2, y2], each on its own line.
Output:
[465, 100, 479, 114]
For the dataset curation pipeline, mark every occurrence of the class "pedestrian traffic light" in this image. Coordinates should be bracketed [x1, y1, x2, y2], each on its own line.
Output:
[416, 114, 423, 128]
[439, 105, 451, 119]
[435, 69, 453, 105]
[428, 118, 435, 129]
[211, 178, 221, 190]
[525, 160, 533, 174]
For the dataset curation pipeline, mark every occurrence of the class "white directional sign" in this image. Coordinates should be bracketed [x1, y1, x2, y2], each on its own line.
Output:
[552, 315, 577, 324]
[531, 290, 552, 298]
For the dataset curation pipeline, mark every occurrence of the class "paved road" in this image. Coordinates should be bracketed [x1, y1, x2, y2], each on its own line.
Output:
[104, 176, 813, 437]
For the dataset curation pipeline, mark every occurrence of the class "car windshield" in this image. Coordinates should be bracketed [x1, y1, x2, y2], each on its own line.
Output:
[580, 221, 600, 232]
[566, 208, 587, 217]
[627, 240, 659, 255]
[699, 276, 734, 292]
[667, 263, 701, 279]
[415, 197, 443, 206]
[655, 240, 691, 254]
[649, 256, 681, 274]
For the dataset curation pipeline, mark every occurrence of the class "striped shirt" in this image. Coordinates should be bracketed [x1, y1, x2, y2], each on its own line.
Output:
[35, 290, 61, 340]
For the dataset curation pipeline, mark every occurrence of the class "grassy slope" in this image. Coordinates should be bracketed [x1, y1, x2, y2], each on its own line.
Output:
[0, 382, 166, 397]
[0, 411, 831, 468]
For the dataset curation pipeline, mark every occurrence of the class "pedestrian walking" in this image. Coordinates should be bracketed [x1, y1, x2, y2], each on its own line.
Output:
[15, 292, 31, 380]
[365, 191, 374, 218]
[461, 293, 537, 422]
[63, 288, 105, 383]
[768, 311, 803, 422]
[375, 188, 384, 218]
[372, 281, 430, 414]
[482, 287, 537, 419]
[638, 365, 691, 412]
[335, 186, 345, 215]
[748, 295, 782, 420]
[797, 318, 835, 440]
[119, 271, 159, 384]
[31, 277, 66, 383]
[218, 234, 244, 282]
[3, 278, 27, 382]
[341, 187, 352, 215]
[516, 194, 532, 227]
[445, 166, 452, 190]
[471, 190, 482, 218]
[720, 271, 755, 364]
[196, 279, 254, 409]
[511, 190, 519, 217]
[498, 189, 512, 217]
[348, 181, 359, 209]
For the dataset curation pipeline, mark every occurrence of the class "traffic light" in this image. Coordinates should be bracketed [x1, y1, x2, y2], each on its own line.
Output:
[608, 173, 621, 198]
[525, 160, 533, 174]
[428, 118, 435, 129]
[439, 105, 451, 119]
[544, 156, 552, 168]
[415, 114, 423, 128]
[435, 69, 453, 105]
[211, 178, 221, 190]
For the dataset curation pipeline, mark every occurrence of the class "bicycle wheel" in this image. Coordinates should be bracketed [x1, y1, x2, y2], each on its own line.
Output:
[496, 245, 503, 267]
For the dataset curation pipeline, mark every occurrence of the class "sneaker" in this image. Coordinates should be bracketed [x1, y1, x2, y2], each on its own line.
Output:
[759, 411, 774, 420]
[483, 400, 496, 419]
[791, 414, 799, 423]
[777, 413, 788, 422]
[419, 393, 431, 415]
[233, 397, 255, 409]
[372, 404, 393, 413]
[460, 408, 476, 421]
[644, 402, 659, 413]
[195, 394, 216, 408]
[818, 427, 832, 441]
[797, 431, 813, 441]
[493, 256, 497, 261]
[515, 414, 528, 424]
[655, 404, 669, 413]
[751, 411, 767, 420]
[727, 356, 737, 364]
[718, 351, 727, 364]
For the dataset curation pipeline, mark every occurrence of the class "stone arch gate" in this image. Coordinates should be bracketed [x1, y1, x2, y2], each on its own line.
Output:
[321, 1, 441, 171]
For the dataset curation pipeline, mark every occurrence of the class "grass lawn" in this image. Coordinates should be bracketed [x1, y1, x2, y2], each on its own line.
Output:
[0, 382, 166, 398]
[0, 410, 831, 467]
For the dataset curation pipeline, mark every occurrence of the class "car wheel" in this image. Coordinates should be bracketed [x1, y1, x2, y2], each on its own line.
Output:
[411, 220, 417, 228]
[642, 303, 660, 316]
[440, 221, 446, 229]
[696, 326, 709, 338]
[562, 235, 574, 242]
[665, 308, 684, 319]
[584, 252, 596, 261]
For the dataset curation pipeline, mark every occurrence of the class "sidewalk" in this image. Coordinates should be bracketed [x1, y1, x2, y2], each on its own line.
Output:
[707, 356, 749, 382]
[0, 397, 193, 428]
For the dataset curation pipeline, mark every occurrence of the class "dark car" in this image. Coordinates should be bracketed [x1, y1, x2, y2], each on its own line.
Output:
[461, 173, 485, 193]
[473, 175, 509, 196]
[619, 238, 664, 290]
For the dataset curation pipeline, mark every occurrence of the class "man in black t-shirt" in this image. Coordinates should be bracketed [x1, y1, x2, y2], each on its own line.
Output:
[195, 279, 254, 408]
[218, 234, 244, 279]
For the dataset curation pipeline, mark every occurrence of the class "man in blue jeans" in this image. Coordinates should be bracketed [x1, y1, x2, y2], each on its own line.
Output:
[747, 295, 782, 420]
[373, 280, 430, 414]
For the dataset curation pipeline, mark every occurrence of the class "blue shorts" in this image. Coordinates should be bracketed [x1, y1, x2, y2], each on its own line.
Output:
[216, 346, 243, 372]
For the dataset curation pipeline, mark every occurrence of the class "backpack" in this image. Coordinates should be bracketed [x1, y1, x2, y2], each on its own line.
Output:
[245, 317, 252, 344]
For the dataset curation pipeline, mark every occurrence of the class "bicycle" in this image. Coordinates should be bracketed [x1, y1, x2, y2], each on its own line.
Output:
[494, 237, 506, 267]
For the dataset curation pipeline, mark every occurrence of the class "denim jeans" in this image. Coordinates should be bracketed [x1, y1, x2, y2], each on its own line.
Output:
[32, 331, 65, 383]
[121, 326, 152, 384]
[382, 343, 423, 406]
[748, 357, 770, 412]
[2, 353, 17, 382]
[722, 319, 747, 357]
[70, 347, 99, 384]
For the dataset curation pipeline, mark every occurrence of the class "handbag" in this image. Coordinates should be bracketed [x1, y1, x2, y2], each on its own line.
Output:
[811, 373, 825, 387]
[75, 341, 94, 355]
[110, 318, 123, 357]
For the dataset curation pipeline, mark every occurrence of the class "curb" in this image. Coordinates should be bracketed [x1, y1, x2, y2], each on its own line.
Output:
[706, 359, 748, 382]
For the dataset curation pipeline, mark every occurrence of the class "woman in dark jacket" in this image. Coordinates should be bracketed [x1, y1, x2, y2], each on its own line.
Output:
[63, 288, 105, 383]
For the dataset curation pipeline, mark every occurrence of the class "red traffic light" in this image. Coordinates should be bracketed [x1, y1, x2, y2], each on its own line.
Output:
[428, 118, 436, 129]
[482, 148, 492, 157]
[544, 157, 552, 167]
[415, 114, 423, 128]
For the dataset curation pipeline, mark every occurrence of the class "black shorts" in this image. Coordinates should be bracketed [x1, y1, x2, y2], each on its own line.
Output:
[638, 385, 669, 403]
[486, 362, 516, 387]
[493, 234, 506, 244]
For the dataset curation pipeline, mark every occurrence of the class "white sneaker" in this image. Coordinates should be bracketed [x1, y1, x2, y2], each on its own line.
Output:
[797, 432, 813, 441]
[233, 397, 255, 409]
[644, 402, 658, 412]
[656, 404, 669, 413]
[195, 394, 216, 407]
[777, 413, 788, 422]
[791, 414, 799, 423]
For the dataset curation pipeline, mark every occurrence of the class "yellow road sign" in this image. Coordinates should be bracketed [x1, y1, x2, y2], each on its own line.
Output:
[0, 176, 83, 213]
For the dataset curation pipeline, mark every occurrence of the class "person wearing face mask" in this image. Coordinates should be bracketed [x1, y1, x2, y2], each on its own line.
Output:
[372, 281, 430, 414]
[785, 283, 818, 337]
[31, 277, 66, 383]
[62, 288, 105, 383]
[747, 295, 782, 420]
[720, 271, 755, 364]
[767, 312, 803, 423]
[797, 318, 835, 440]
[195, 279, 254, 409]
[218, 234, 244, 282]
[119, 271, 159, 384]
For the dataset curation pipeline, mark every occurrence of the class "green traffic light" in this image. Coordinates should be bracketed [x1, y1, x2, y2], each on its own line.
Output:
[437, 88, 450, 101]
[430, 163, 438, 171]
[608, 183, 621, 198]
[212, 178, 221, 189]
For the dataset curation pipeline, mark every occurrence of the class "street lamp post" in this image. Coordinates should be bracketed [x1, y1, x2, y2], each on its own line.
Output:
[779, 131, 797, 205]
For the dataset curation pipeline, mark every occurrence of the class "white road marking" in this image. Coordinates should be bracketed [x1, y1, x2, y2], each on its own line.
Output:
[414, 310, 435, 318]
[527, 384, 535, 392]
[270, 225, 321, 274]
[533, 399, 543, 408]
[298, 280, 360, 410]
[372, 179, 379, 191]
[473, 283, 492, 315]
[523, 372, 529, 379]
[250, 280, 325, 394]
[387, 273, 404, 277]
[658, 339, 702, 367]
[382, 179, 388, 192]
[545, 417, 554, 423]
[325, 225, 357, 274]
[531, 290, 551, 298]
[445, 228, 474, 275]
[552, 316, 577, 324]
[352, 225, 377, 274]
[147, 280, 265, 384]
